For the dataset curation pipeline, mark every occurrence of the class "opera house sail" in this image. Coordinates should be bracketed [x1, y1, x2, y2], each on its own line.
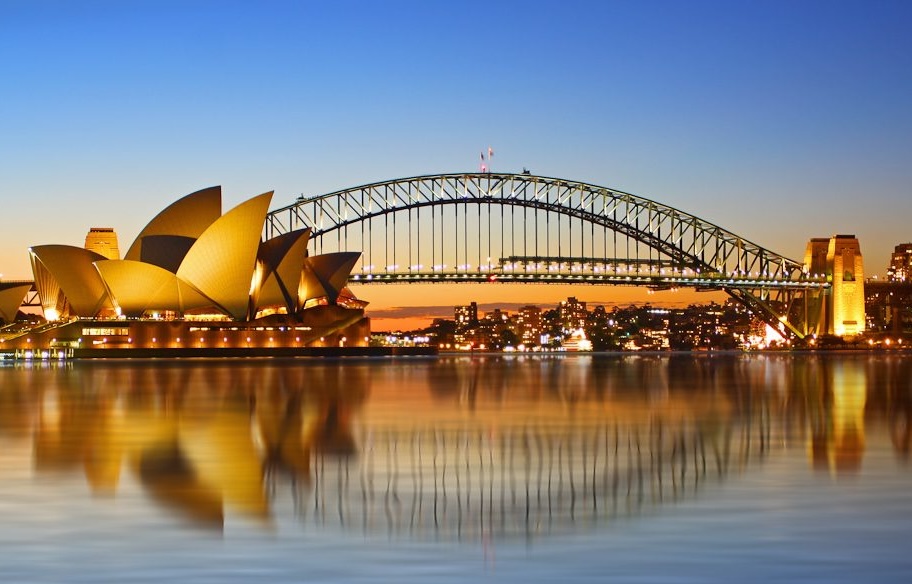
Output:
[3, 187, 370, 356]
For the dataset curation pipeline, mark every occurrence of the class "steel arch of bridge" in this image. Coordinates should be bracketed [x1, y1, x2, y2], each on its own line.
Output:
[266, 173, 827, 338]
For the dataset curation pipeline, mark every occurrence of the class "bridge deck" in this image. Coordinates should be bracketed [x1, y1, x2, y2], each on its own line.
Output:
[351, 270, 828, 290]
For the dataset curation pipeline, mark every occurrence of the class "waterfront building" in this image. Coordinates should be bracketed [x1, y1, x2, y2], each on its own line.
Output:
[560, 328, 593, 351]
[865, 280, 912, 336]
[0, 281, 32, 323]
[454, 327, 491, 350]
[2, 186, 369, 354]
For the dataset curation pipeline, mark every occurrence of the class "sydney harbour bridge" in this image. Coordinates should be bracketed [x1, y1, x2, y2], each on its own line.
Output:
[265, 172, 828, 338]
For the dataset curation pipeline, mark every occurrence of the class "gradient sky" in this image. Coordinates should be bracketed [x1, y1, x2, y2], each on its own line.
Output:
[2, 1, 910, 327]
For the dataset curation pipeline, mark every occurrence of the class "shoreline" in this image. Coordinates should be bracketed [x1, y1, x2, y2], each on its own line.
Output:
[4, 345, 910, 362]
[0, 345, 437, 361]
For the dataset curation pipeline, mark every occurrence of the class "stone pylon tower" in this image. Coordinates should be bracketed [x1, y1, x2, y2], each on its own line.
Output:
[84, 227, 120, 260]
[827, 235, 865, 337]
[804, 235, 865, 337]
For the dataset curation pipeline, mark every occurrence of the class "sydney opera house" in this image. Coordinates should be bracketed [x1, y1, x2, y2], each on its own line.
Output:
[1, 187, 371, 357]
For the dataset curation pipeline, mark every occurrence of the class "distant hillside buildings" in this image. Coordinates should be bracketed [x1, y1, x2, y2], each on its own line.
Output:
[888, 243, 912, 282]
[380, 296, 760, 352]
[866, 243, 912, 336]
[375, 238, 912, 351]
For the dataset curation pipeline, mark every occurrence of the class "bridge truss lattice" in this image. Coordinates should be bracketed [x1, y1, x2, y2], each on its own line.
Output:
[266, 173, 827, 338]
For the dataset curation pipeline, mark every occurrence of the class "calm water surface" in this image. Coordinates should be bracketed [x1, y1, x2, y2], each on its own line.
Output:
[0, 354, 910, 583]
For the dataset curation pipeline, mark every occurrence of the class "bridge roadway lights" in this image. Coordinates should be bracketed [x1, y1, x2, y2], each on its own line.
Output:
[349, 270, 827, 296]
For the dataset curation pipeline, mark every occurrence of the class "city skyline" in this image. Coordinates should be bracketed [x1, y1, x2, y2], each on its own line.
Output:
[2, 1, 910, 329]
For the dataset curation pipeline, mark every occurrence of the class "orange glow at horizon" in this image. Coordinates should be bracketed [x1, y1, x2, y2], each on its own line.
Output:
[354, 282, 728, 331]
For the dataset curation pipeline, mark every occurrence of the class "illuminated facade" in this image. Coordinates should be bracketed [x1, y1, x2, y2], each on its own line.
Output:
[5, 187, 368, 353]
[887, 243, 912, 282]
[829, 235, 865, 336]
[454, 302, 478, 327]
[84, 227, 120, 260]
[515, 305, 543, 345]
[558, 296, 587, 331]
[804, 235, 866, 337]
[804, 238, 830, 276]
[0, 281, 32, 323]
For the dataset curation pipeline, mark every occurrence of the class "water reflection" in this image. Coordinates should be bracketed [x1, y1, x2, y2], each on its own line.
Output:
[0, 354, 910, 539]
[2, 362, 368, 531]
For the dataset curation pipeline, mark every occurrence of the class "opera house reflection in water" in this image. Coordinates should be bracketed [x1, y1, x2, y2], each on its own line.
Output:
[1, 355, 909, 543]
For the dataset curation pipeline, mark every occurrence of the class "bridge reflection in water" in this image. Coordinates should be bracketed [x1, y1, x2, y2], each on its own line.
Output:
[0, 355, 909, 538]
[314, 421, 737, 540]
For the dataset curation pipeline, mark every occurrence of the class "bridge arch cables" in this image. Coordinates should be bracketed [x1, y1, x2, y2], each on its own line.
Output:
[265, 173, 827, 338]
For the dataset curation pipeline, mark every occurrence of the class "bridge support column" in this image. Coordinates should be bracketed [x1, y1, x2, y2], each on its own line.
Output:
[805, 235, 866, 338]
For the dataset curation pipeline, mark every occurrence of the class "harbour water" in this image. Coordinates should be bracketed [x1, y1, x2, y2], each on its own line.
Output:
[0, 354, 910, 583]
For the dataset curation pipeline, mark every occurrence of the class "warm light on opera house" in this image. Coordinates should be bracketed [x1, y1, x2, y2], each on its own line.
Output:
[1, 187, 371, 357]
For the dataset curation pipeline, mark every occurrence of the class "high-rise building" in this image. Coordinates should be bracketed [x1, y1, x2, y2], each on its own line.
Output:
[887, 243, 912, 282]
[558, 296, 587, 331]
[84, 227, 120, 260]
[483, 308, 509, 325]
[515, 305, 543, 346]
[455, 302, 478, 328]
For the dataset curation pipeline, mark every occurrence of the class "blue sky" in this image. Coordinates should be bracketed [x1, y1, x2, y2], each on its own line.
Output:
[2, 1, 910, 316]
